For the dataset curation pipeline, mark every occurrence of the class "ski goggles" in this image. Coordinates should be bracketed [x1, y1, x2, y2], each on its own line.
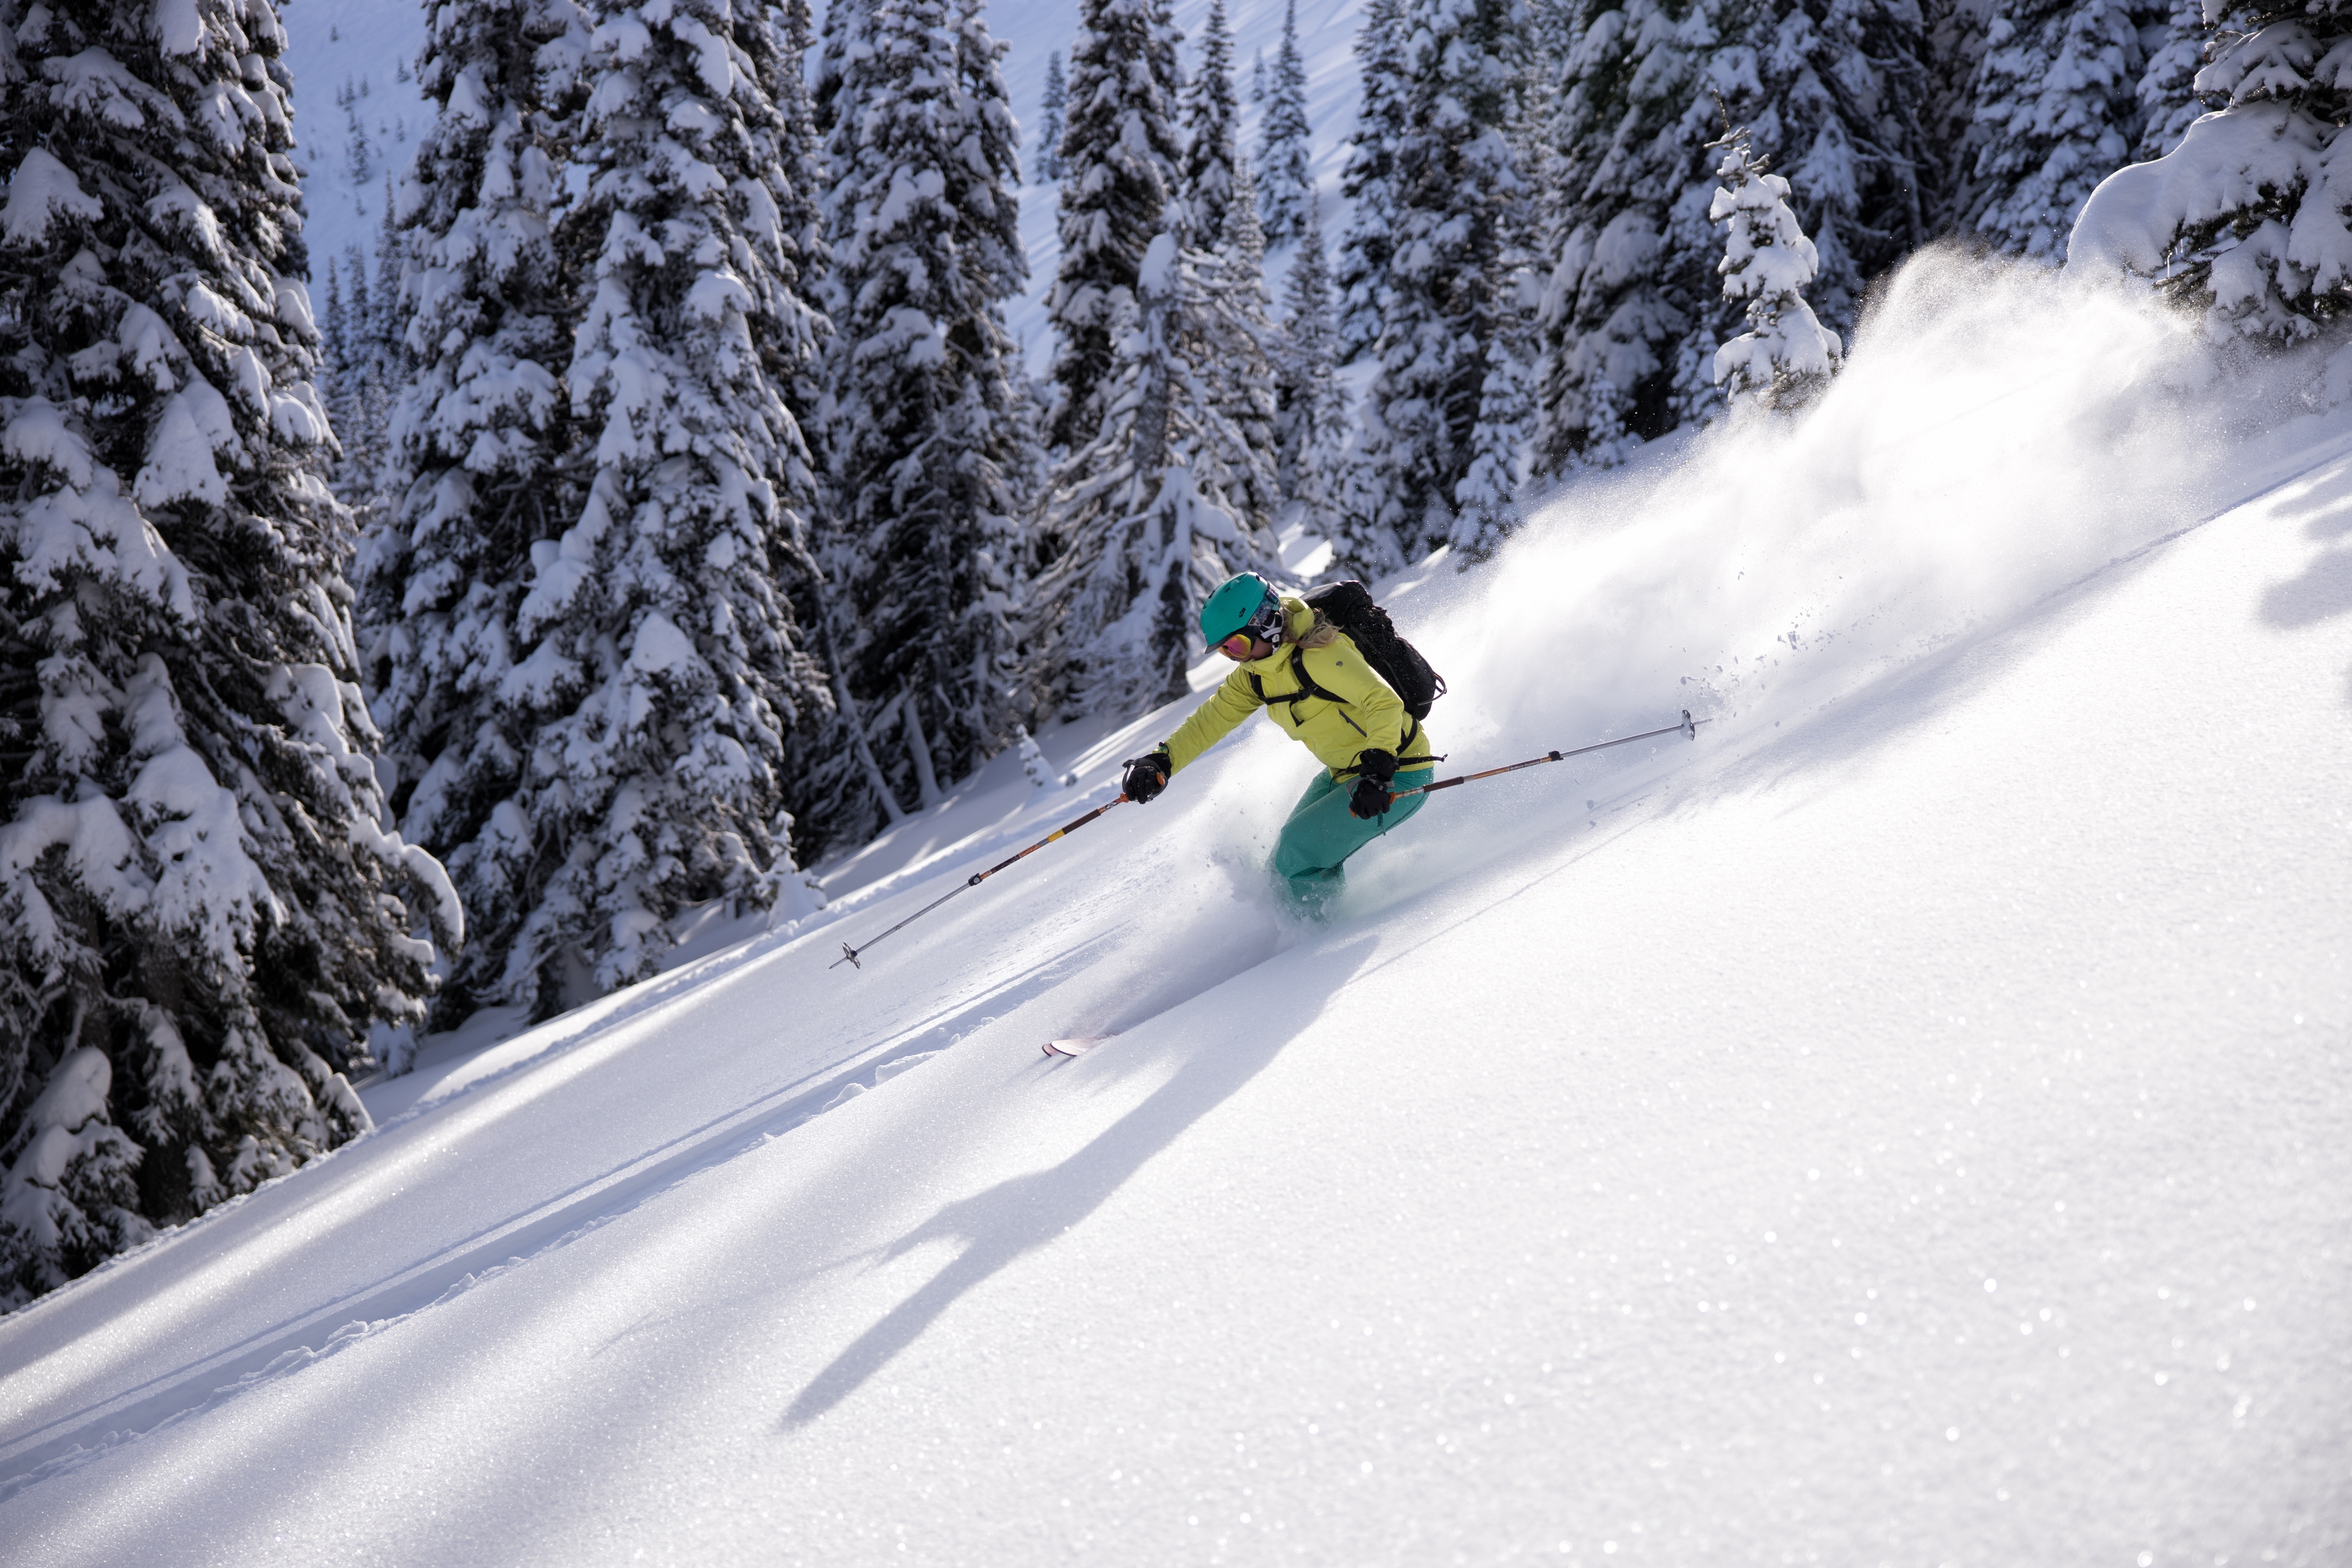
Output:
[1213, 597, 1285, 658]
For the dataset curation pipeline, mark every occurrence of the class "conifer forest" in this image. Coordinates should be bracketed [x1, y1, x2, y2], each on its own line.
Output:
[4, 0, 2348, 1306]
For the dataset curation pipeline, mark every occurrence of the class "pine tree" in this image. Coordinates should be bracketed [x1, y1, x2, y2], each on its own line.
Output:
[1039, 50, 1069, 180]
[1259, 0, 1316, 246]
[1920, 0, 1993, 230]
[810, 0, 1031, 840]
[812, 0, 863, 139]
[354, 0, 588, 1031]
[1338, 0, 1531, 570]
[1013, 724, 1065, 789]
[0, 1049, 145, 1304]
[1528, 0, 1700, 471]
[1180, 0, 1241, 245]
[1531, 0, 1932, 471]
[1707, 130, 1843, 414]
[1448, 338, 1533, 564]
[508, 0, 834, 1006]
[2077, 0, 2352, 337]
[1275, 198, 1350, 521]
[319, 256, 350, 396]
[1334, 0, 1407, 363]
[763, 0, 831, 271]
[1197, 154, 1286, 540]
[1967, 0, 2150, 259]
[1031, 234, 1283, 717]
[328, 240, 394, 515]
[1046, 0, 1186, 452]
[748, 0, 835, 645]
[2134, 0, 2218, 161]
[0, 0, 458, 1301]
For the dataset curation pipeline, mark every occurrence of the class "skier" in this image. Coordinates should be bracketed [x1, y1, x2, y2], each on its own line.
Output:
[1120, 573, 1440, 909]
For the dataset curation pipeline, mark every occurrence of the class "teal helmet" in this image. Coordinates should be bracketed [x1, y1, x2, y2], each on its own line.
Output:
[1199, 572, 1284, 648]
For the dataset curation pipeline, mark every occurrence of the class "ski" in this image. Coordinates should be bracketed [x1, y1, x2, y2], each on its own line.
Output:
[1042, 1036, 1116, 1058]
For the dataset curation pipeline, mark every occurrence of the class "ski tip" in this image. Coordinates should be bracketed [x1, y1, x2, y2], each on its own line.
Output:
[1042, 1035, 1116, 1058]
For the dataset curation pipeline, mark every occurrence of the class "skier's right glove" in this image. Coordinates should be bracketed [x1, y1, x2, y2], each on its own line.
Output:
[1121, 748, 1171, 804]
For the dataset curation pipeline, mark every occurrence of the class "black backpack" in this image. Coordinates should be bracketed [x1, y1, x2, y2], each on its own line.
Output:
[1248, 580, 1448, 721]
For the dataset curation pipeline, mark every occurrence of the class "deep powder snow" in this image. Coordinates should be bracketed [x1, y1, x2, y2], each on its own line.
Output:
[2, 142, 2348, 1568]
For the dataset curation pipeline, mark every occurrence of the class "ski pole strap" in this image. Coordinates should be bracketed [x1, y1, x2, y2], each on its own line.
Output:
[832, 796, 1130, 970]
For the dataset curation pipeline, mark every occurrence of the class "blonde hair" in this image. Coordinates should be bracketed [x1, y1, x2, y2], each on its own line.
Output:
[1294, 609, 1341, 650]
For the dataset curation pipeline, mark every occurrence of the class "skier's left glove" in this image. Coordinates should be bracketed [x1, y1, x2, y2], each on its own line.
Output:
[1348, 749, 1398, 819]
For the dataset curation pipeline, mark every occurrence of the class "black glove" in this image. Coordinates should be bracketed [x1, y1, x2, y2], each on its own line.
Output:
[1122, 748, 1171, 804]
[1348, 749, 1397, 819]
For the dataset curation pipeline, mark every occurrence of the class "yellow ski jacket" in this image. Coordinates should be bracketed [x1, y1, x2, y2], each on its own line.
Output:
[1162, 596, 1439, 780]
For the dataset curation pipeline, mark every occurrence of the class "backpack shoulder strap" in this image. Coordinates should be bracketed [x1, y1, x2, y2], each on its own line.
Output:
[1251, 646, 1354, 724]
[1286, 644, 1350, 706]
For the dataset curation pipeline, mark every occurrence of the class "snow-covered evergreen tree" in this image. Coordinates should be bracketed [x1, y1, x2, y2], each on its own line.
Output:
[505, 0, 834, 1006]
[1531, 0, 1931, 471]
[1199, 155, 1285, 535]
[2134, 0, 2218, 160]
[1258, 0, 1316, 244]
[1337, 0, 1530, 570]
[1524, 0, 1699, 475]
[0, 1049, 145, 1305]
[809, 0, 1031, 842]
[1920, 0, 1994, 231]
[1180, 0, 1241, 245]
[0, 0, 458, 1301]
[812, 0, 863, 138]
[1708, 131, 1843, 414]
[1967, 0, 2150, 259]
[325, 238, 394, 517]
[1013, 724, 1065, 789]
[749, 0, 834, 586]
[1038, 50, 1069, 180]
[1275, 198, 1350, 521]
[1334, 0, 1406, 363]
[354, 0, 588, 1029]
[2072, 0, 2352, 337]
[1030, 234, 1284, 717]
[319, 256, 350, 401]
[1047, 0, 1185, 452]
[1448, 336, 1534, 564]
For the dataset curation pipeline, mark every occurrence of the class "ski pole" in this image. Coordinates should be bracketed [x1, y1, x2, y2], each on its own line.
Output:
[1394, 709, 1710, 800]
[831, 795, 1132, 970]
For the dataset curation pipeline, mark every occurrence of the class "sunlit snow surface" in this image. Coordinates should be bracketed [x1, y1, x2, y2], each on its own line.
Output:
[9, 258, 2352, 1568]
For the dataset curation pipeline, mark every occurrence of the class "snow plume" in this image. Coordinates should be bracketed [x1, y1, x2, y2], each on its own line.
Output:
[1352, 254, 2252, 893]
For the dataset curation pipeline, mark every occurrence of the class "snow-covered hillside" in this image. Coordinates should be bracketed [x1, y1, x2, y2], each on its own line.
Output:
[0, 253, 2345, 1561]
[280, 1, 433, 283]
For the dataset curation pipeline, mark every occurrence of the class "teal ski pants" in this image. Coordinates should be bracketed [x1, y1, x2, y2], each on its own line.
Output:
[1271, 765, 1434, 908]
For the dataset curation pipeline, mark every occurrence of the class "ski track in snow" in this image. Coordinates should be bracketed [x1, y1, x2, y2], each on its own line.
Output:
[8, 21, 2343, 1565]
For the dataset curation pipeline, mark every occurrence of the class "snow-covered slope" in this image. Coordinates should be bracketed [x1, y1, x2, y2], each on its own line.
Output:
[3, 265, 2348, 1564]
[280, 1, 433, 285]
